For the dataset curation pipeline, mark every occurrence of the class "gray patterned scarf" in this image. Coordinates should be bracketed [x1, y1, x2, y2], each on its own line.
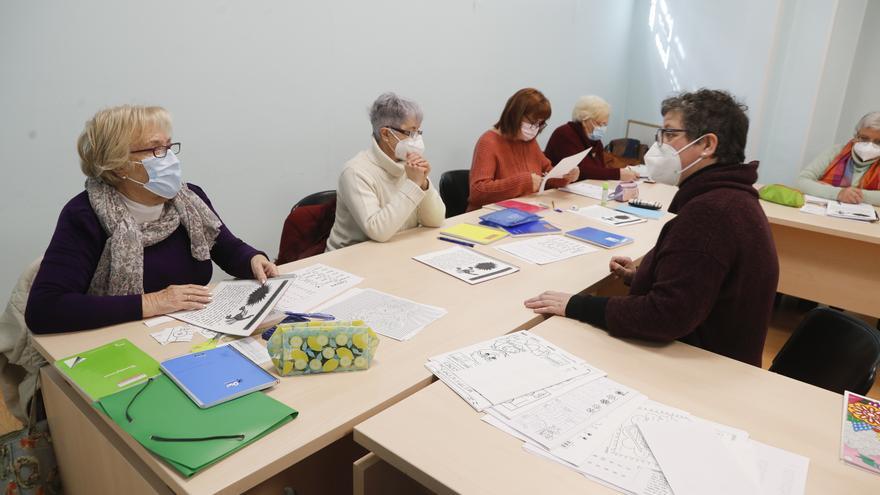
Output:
[85, 178, 222, 296]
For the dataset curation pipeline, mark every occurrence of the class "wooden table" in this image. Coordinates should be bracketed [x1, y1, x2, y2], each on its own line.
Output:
[354, 316, 880, 495]
[34, 182, 675, 494]
[759, 199, 880, 318]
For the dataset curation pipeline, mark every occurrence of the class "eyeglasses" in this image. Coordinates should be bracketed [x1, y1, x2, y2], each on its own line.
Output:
[388, 127, 423, 138]
[130, 142, 181, 158]
[655, 128, 687, 145]
[524, 119, 548, 131]
[855, 135, 880, 146]
[124, 378, 245, 443]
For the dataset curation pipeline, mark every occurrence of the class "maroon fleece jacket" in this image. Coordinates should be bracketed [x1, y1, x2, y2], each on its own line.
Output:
[565, 162, 779, 366]
[544, 121, 621, 180]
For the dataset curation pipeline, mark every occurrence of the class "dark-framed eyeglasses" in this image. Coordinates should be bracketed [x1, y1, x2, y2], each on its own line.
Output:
[124, 377, 245, 443]
[388, 127, 423, 138]
[655, 128, 687, 145]
[130, 142, 181, 158]
[855, 135, 880, 146]
[524, 119, 548, 131]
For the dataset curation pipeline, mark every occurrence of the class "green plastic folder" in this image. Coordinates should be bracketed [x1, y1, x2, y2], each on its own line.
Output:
[95, 375, 297, 477]
[54, 339, 161, 401]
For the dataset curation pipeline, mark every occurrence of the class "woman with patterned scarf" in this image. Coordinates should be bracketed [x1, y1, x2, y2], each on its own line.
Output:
[26, 105, 278, 334]
[797, 111, 880, 206]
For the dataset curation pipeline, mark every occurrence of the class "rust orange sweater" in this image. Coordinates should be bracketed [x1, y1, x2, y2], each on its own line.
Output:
[467, 130, 565, 211]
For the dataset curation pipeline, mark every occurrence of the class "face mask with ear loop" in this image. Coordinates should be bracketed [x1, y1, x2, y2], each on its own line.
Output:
[123, 150, 184, 199]
[644, 135, 710, 186]
[387, 129, 426, 161]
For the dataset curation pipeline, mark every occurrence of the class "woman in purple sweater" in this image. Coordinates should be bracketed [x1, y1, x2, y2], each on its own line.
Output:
[525, 89, 779, 367]
[26, 105, 278, 334]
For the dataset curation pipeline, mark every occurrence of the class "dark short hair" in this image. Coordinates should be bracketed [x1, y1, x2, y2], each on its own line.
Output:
[660, 89, 748, 164]
[495, 88, 552, 139]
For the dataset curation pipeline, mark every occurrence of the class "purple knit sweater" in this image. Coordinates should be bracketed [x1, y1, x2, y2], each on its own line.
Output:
[26, 184, 262, 334]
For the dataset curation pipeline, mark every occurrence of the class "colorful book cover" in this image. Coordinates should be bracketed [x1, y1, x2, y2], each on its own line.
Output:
[440, 223, 509, 244]
[565, 226, 633, 249]
[492, 200, 546, 214]
[479, 208, 541, 228]
[841, 391, 880, 475]
[480, 219, 561, 236]
[55, 339, 161, 402]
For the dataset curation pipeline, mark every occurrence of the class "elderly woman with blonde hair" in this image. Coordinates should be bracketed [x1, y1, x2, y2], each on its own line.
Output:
[25, 105, 277, 333]
[796, 111, 880, 205]
[544, 95, 637, 181]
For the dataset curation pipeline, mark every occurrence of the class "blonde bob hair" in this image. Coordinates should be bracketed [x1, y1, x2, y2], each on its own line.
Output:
[77, 105, 172, 184]
[571, 95, 611, 123]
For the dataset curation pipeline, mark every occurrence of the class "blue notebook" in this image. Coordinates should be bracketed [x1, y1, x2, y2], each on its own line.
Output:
[566, 226, 634, 249]
[160, 345, 279, 408]
[479, 208, 541, 228]
[481, 219, 561, 236]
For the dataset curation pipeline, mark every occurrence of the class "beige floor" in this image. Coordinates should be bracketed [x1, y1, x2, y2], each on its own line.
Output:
[0, 299, 874, 437]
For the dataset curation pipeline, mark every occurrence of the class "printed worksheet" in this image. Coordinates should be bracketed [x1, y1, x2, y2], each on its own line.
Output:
[274, 263, 363, 313]
[496, 235, 596, 265]
[573, 205, 647, 227]
[427, 331, 603, 411]
[315, 288, 446, 341]
[539, 148, 590, 193]
[413, 246, 519, 284]
[560, 181, 605, 200]
[170, 279, 289, 336]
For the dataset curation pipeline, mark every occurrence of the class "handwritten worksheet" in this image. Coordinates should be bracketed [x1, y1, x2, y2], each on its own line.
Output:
[170, 279, 288, 336]
[496, 235, 596, 265]
[315, 288, 446, 341]
[274, 263, 363, 313]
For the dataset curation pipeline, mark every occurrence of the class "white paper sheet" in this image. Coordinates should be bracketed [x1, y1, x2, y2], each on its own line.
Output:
[495, 235, 597, 265]
[539, 148, 591, 193]
[798, 203, 826, 216]
[427, 330, 603, 411]
[413, 246, 519, 284]
[274, 263, 363, 313]
[143, 315, 174, 327]
[495, 377, 642, 450]
[150, 326, 195, 345]
[825, 200, 878, 221]
[228, 336, 272, 365]
[750, 440, 809, 495]
[315, 288, 446, 341]
[573, 205, 647, 226]
[803, 194, 829, 206]
[560, 181, 605, 200]
[170, 279, 289, 336]
[638, 421, 759, 495]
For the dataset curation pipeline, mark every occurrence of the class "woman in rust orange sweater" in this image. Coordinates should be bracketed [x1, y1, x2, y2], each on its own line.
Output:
[467, 88, 579, 211]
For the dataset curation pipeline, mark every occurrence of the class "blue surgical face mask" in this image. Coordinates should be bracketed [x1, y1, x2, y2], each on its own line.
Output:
[126, 151, 183, 199]
[588, 121, 607, 141]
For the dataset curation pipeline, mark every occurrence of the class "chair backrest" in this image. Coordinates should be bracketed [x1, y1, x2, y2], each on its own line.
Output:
[439, 170, 470, 218]
[769, 308, 880, 395]
[276, 191, 337, 265]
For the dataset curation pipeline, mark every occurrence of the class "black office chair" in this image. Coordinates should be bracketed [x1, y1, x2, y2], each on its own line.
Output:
[769, 308, 880, 395]
[439, 170, 470, 218]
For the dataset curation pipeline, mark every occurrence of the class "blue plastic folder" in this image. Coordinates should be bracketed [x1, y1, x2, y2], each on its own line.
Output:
[566, 226, 634, 249]
[161, 345, 279, 408]
[479, 208, 541, 228]
[480, 219, 561, 236]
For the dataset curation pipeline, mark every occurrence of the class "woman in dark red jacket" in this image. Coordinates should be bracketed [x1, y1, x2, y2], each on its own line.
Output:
[543, 95, 637, 181]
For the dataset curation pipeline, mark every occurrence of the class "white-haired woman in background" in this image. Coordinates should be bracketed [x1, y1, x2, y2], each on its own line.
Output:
[326, 92, 445, 250]
[797, 111, 880, 205]
[544, 95, 637, 181]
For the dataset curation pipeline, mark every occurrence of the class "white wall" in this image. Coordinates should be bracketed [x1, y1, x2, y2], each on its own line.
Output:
[0, 0, 636, 295]
[836, 0, 880, 142]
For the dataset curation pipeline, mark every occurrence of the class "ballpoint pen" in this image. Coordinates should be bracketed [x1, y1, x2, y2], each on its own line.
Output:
[437, 237, 475, 248]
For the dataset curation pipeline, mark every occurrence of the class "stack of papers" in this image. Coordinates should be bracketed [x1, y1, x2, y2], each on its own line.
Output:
[800, 195, 879, 221]
[429, 333, 811, 494]
[274, 263, 363, 313]
[561, 181, 605, 200]
[314, 288, 446, 341]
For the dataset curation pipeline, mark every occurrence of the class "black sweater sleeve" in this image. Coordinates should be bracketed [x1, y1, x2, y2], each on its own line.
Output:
[564, 295, 610, 329]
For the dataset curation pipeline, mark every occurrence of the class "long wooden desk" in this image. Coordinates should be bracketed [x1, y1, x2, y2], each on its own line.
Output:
[354, 316, 880, 494]
[33, 182, 676, 494]
[759, 199, 880, 318]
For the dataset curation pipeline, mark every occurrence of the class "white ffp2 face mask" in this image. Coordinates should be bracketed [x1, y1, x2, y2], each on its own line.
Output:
[126, 150, 183, 199]
[854, 141, 880, 162]
[390, 131, 426, 161]
[644, 135, 708, 185]
[520, 122, 540, 141]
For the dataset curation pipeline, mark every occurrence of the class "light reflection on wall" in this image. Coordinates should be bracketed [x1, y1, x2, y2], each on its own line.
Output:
[648, 0, 685, 91]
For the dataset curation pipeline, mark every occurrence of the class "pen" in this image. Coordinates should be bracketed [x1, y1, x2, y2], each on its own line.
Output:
[437, 236, 475, 248]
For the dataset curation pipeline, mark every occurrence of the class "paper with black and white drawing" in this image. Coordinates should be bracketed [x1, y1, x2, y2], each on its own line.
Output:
[274, 263, 363, 313]
[496, 235, 596, 265]
[314, 288, 446, 341]
[427, 331, 603, 411]
[170, 279, 288, 336]
[413, 246, 519, 284]
[539, 148, 591, 193]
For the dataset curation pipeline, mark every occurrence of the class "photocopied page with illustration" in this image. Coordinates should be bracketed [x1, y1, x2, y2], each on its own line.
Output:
[171, 279, 289, 336]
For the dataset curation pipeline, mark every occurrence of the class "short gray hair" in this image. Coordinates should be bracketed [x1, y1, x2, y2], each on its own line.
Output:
[370, 92, 423, 140]
[855, 111, 880, 133]
[571, 95, 611, 122]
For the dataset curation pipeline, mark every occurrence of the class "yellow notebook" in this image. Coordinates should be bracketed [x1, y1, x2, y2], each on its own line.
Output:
[440, 223, 509, 244]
